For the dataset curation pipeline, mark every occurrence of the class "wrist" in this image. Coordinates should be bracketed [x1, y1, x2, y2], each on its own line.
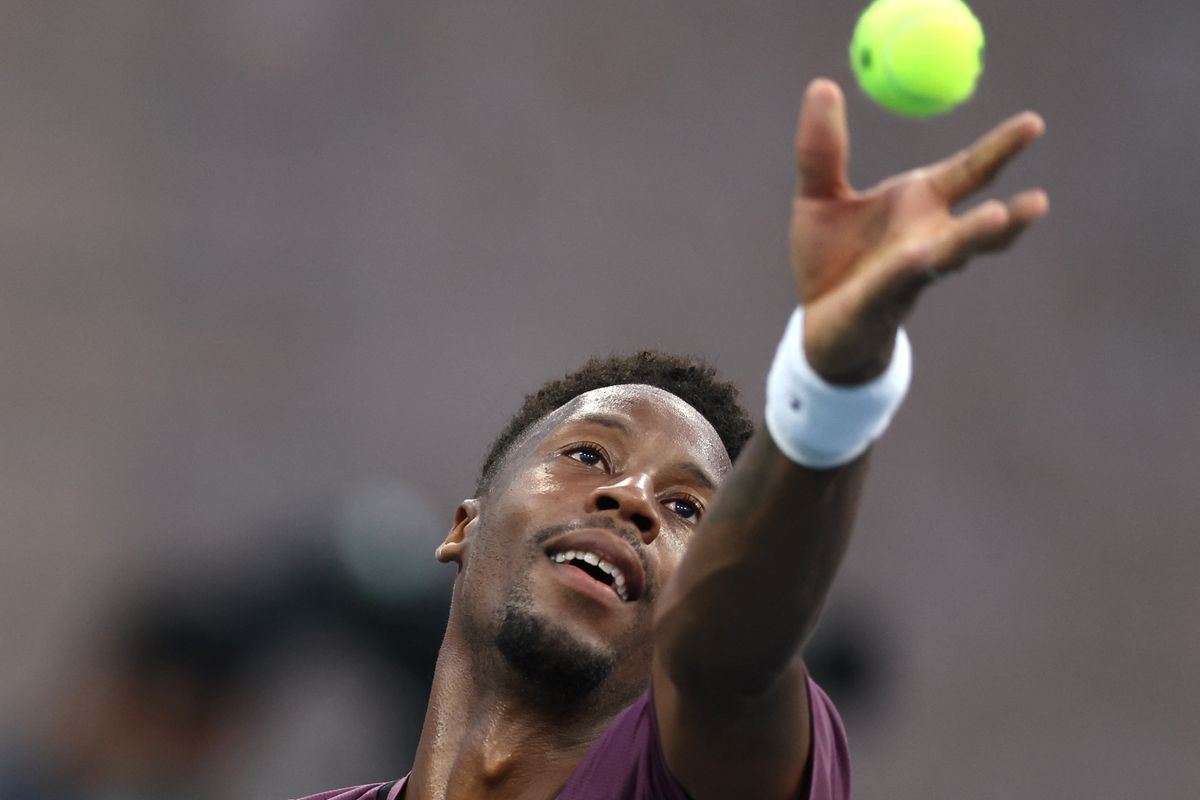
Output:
[765, 306, 912, 468]
[802, 307, 904, 386]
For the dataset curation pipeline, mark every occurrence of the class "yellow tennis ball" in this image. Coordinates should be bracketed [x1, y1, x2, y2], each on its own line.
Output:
[850, 0, 985, 117]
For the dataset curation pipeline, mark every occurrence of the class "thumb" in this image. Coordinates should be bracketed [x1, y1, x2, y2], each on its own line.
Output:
[855, 239, 935, 322]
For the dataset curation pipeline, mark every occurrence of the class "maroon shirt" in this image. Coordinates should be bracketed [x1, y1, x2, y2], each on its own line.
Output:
[294, 673, 850, 799]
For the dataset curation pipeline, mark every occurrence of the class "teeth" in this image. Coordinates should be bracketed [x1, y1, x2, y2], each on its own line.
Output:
[548, 548, 630, 601]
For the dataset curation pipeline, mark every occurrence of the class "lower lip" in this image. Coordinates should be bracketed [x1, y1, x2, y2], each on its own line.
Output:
[547, 559, 625, 606]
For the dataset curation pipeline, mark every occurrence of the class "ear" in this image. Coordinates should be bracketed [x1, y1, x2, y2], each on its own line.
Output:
[435, 499, 478, 568]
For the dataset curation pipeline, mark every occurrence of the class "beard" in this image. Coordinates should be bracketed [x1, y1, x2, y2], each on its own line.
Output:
[494, 595, 616, 699]
[465, 516, 655, 710]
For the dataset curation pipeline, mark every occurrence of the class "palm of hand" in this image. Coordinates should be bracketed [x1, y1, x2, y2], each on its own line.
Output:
[787, 80, 1048, 385]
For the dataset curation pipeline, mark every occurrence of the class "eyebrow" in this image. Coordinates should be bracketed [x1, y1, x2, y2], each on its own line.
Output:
[570, 413, 718, 492]
[575, 412, 633, 434]
[672, 461, 718, 493]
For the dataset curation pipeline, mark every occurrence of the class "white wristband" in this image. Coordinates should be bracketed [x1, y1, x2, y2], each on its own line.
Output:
[765, 306, 912, 468]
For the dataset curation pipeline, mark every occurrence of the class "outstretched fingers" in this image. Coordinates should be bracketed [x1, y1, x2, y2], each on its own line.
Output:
[795, 78, 851, 199]
[958, 188, 1049, 257]
[923, 188, 1050, 281]
[927, 111, 1045, 204]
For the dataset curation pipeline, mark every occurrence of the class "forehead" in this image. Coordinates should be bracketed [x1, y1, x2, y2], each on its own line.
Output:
[538, 384, 731, 477]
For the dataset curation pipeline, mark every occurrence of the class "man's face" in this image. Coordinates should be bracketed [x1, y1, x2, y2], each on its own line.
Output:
[440, 384, 732, 707]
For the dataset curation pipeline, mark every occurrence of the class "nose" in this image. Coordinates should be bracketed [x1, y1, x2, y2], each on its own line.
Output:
[588, 473, 661, 543]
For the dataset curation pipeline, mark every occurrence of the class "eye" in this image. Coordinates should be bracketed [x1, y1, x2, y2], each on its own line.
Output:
[664, 495, 703, 524]
[562, 442, 609, 469]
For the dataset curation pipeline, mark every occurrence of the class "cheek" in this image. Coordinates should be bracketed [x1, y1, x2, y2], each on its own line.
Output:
[480, 480, 554, 546]
[487, 463, 567, 521]
[653, 531, 691, 586]
[464, 483, 554, 582]
[522, 462, 567, 497]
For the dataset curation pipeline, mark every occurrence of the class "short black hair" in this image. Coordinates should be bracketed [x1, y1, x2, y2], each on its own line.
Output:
[476, 350, 754, 495]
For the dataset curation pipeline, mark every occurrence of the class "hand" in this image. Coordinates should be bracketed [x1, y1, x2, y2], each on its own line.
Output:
[788, 79, 1049, 385]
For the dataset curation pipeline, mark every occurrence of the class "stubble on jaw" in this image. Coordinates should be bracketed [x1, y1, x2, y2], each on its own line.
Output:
[457, 524, 617, 708]
[467, 521, 654, 715]
[495, 597, 615, 700]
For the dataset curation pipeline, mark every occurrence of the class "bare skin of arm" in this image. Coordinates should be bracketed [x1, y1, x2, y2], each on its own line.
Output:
[652, 79, 1049, 799]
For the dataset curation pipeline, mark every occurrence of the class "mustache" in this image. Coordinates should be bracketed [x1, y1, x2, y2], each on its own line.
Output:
[531, 515, 655, 600]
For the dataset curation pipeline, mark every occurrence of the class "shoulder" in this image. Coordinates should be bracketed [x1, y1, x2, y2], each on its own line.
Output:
[560, 674, 850, 800]
[291, 780, 401, 800]
[805, 676, 853, 799]
[557, 690, 687, 800]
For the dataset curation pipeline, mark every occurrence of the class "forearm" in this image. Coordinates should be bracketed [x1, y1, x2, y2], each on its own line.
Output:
[654, 428, 868, 698]
[650, 81, 1045, 797]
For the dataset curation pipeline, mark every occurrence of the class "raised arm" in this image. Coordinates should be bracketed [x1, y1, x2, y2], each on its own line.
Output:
[652, 79, 1048, 799]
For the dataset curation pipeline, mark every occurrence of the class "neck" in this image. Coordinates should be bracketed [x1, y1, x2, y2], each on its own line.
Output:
[404, 614, 618, 800]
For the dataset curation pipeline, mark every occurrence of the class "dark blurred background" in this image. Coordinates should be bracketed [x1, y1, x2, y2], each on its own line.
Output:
[1, 1, 1197, 797]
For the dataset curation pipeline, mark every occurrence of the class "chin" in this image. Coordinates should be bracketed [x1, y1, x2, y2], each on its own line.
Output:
[496, 600, 616, 698]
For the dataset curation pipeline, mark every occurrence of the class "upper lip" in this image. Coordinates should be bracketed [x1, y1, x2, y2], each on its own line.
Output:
[543, 527, 647, 603]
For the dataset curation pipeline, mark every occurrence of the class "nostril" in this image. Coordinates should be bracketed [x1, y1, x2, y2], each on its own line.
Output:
[596, 495, 619, 512]
[631, 513, 653, 534]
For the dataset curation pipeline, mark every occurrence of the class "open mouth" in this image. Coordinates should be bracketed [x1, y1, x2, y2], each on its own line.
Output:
[548, 549, 629, 602]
